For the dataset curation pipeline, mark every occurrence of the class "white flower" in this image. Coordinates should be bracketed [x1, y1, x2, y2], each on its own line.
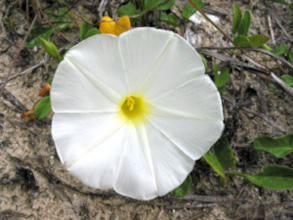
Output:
[51, 27, 224, 200]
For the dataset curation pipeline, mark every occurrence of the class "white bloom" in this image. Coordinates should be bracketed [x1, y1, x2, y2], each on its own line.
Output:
[51, 27, 224, 200]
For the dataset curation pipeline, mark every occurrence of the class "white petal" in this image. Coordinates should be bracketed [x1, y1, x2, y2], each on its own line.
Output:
[144, 122, 195, 196]
[150, 75, 224, 121]
[118, 27, 174, 92]
[145, 33, 205, 98]
[64, 34, 128, 96]
[148, 116, 224, 160]
[113, 125, 158, 200]
[52, 112, 121, 165]
[67, 125, 128, 189]
[51, 60, 117, 113]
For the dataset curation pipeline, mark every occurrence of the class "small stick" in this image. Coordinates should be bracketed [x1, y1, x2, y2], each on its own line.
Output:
[98, 0, 108, 19]
[0, 60, 46, 86]
[235, 184, 247, 201]
[223, 97, 289, 133]
[0, 15, 38, 98]
[183, 212, 205, 220]
[197, 46, 293, 70]
[188, 0, 293, 97]
[173, 194, 231, 203]
[272, 12, 292, 42]
[165, 203, 216, 210]
[267, 15, 275, 45]
[39, 10, 75, 44]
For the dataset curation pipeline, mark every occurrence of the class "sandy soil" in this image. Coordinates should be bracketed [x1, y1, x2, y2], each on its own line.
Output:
[0, 0, 292, 219]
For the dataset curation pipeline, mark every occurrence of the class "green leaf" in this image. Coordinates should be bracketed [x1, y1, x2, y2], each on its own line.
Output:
[84, 28, 99, 40]
[269, 83, 277, 90]
[182, 0, 204, 19]
[248, 34, 270, 47]
[143, 0, 176, 11]
[262, 44, 273, 52]
[232, 4, 242, 35]
[289, 51, 293, 64]
[228, 165, 293, 190]
[199, 54, 208, 72]
[118, 2, 141, 23]
[238, 10, 251, 36]
[234, 35, 251, 47]
[33, 96, 51, 119]
[4, 16, 15, 30]
[214, 138, 237, 169]
[254, 134, 293, 158]
[48, 7, 73, 30]
[204, 138, 237, 178]
[281, 75, 293, 87]
[217, 85, 226, 96]
[80, 22, 99, 41]
[170, 175, 192, 197]
[27, 27, 54, 47]
[47, 78, 53, 85]
[204, 150, 225, 178]
[158, 13, 178, 26]
[27, 8, 72, 48]
[213, 66, 229, 88]
[154, 0, 176, 11]
[80, 22, 93, 41]
[273, 44, 288, 55]
[40, 38, 62, 61]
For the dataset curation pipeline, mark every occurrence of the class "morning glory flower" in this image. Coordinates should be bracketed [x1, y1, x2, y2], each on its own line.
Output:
[51, 27, 224, 200]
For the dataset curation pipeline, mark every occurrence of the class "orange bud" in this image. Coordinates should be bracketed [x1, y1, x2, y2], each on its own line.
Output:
[99, 16, 131, 36]
[39, 83, 51, 96]
[99, 16, 116, 35]
[115, 16, 131, 36]
[21, 109, 35, 122]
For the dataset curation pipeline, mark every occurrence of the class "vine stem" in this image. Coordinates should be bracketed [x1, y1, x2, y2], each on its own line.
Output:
[188, 0, 293, 97]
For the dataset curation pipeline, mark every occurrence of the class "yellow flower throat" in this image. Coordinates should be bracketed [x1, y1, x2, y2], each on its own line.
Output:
[119, 94, 150, 125]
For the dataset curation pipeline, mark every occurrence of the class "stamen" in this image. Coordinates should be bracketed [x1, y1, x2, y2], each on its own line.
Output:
[126, 97, 135, 111]
[119, 94, 151, 125]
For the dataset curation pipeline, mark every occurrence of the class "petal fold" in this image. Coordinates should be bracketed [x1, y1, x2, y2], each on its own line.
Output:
[64, 34, 128, 98]
[51, 60, 117, 113]
[148, 115, 224, 160]
[145, 33, 205, 98]
[52, 113, 120, 165]
[150, 75, 224, 121]
[113, 125, 158, 200]
[144, 122, 195, 196]
[118, 28, 174, 92]
[67, 125, 128, 189]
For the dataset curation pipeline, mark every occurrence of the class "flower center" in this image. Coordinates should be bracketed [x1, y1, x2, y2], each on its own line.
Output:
[119, 95, 150, 125]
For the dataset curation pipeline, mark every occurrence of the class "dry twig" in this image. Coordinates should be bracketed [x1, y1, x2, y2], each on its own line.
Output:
[0, 15, 38, 97]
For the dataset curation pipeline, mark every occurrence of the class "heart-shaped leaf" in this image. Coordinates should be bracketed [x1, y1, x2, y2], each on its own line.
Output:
[228, 165, 293, 190]
[248, 34, 270, 47]
[254, 134, 293, 158]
